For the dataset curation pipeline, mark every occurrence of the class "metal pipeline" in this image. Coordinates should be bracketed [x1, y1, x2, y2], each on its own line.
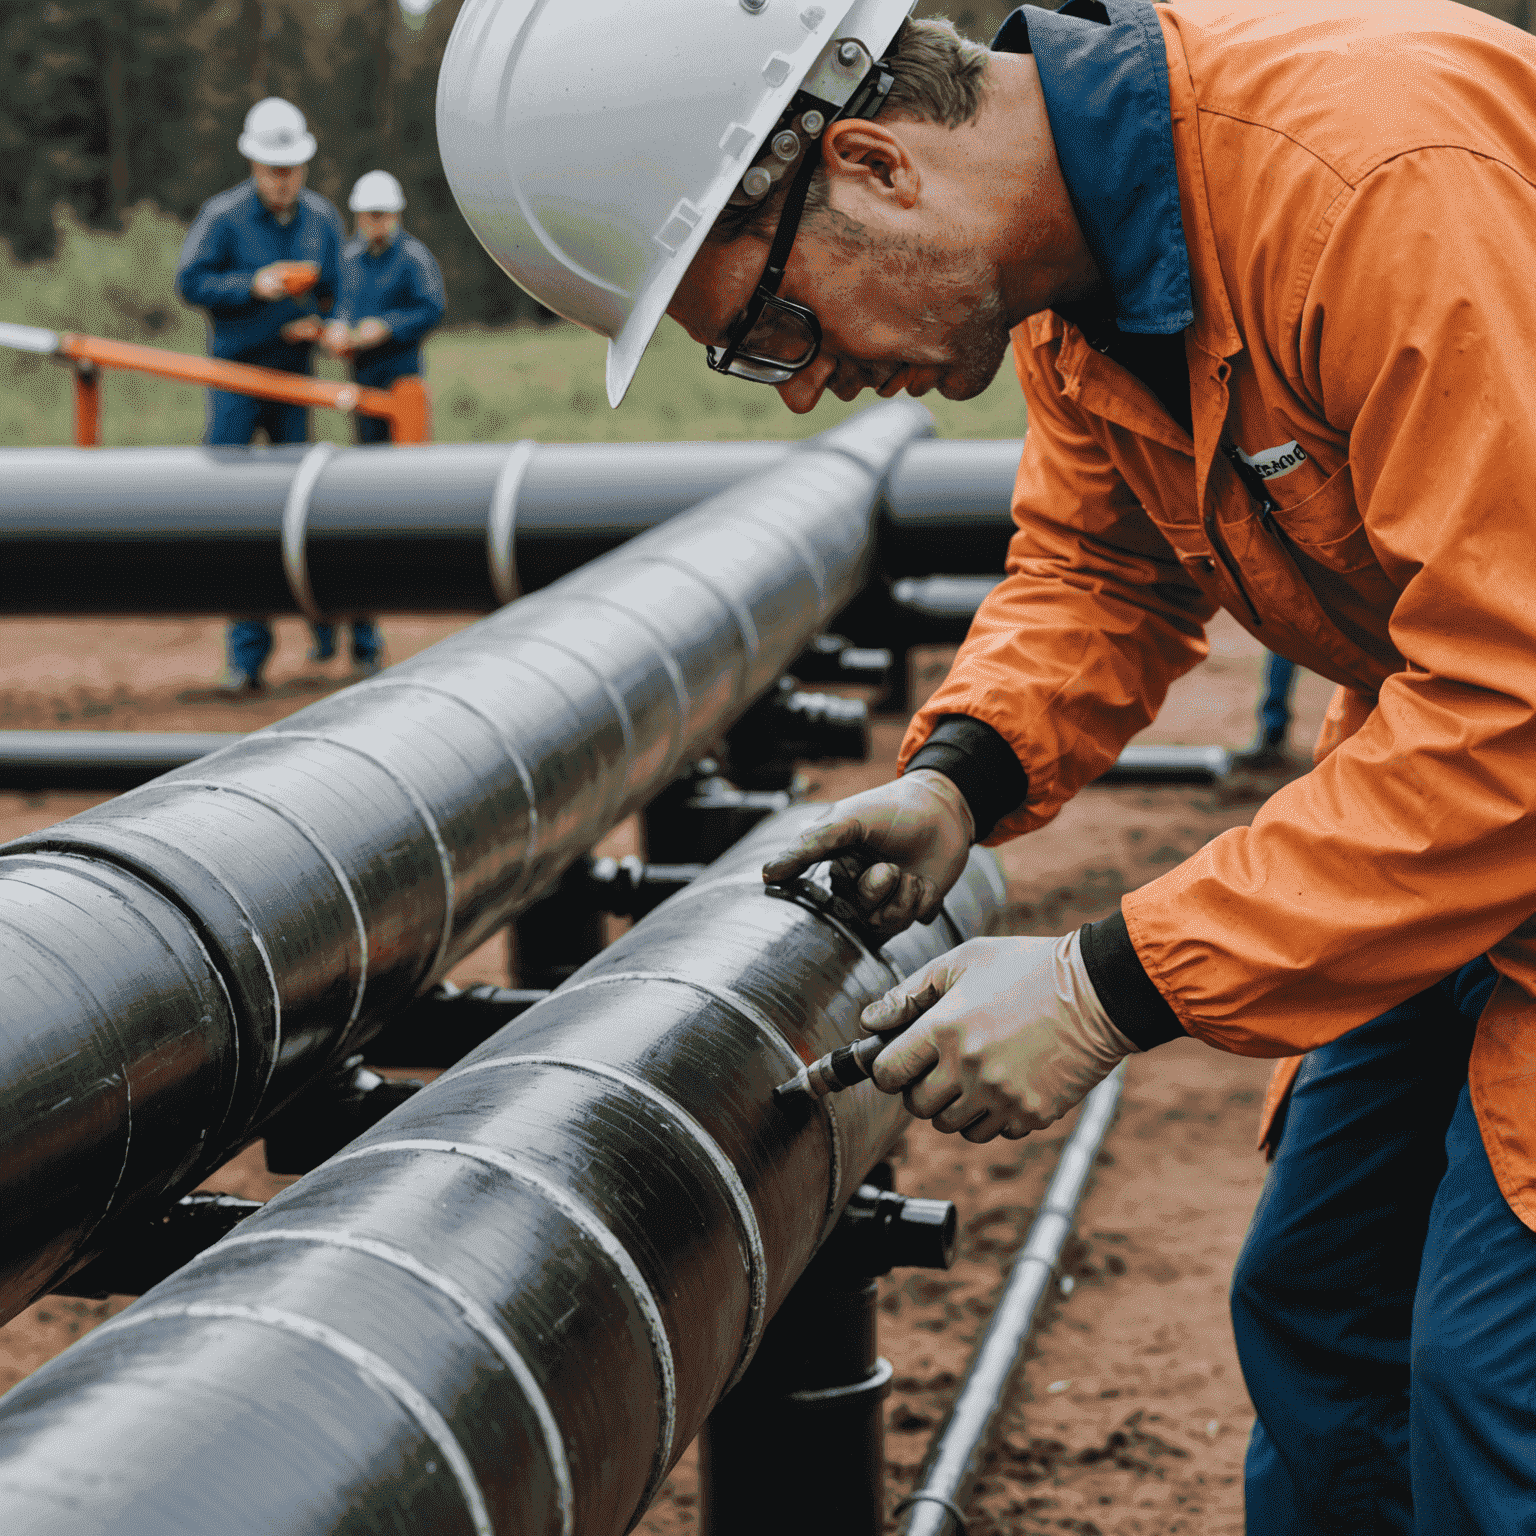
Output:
[896, 1068, 1125, 1536]
[0, 400, 932, 1321]
[0, 807, 1009, 1536]
[0, 436, 1022, 615]
[0, 730, 1235, 793]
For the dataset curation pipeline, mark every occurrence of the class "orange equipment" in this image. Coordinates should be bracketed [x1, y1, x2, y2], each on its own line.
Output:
[0, 321, 430, 446]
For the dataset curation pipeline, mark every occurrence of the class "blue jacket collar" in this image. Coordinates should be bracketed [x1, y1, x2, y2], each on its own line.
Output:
[994, 0, 1193, 335]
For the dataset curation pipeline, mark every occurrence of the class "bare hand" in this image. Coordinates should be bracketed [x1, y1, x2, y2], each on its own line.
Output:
[321, 320, 353, 357]
[252, 263, 289, 300]
[760, 770, 975, 937]
[351, 317, 391, 350]
[280, 315, 323, 344]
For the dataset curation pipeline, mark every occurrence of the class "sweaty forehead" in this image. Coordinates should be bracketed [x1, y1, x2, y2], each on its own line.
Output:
[669, 237, 768, 347]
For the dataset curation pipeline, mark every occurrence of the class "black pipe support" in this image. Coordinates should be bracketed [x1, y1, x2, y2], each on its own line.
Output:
[48, 1193, 263, 1302]
[790, 635, 893, 692]
[0, 400, 933, 1322]
[363, 984, 551, 1070]
[0, 438, 1021, 616]
[0, 805, 1008, 1536]
[700, 1172, 957, 1536]
[262, 1057, 427, 1177]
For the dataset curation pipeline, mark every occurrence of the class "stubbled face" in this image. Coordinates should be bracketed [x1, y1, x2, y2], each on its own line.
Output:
[669, 216, 1014, 415]
[251, 161, 306, 215]
[357, 211, 400, 248]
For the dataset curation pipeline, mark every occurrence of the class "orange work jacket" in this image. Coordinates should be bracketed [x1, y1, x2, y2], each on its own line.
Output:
[899, 0, 1536, 1226]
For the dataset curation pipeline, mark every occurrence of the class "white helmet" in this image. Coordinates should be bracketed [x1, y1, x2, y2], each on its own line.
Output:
[238, 97, 317, 167]
[350, 170, 406, 213]
[437, 0, 915, 406]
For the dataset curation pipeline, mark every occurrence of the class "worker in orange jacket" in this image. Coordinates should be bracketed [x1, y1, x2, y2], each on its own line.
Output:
[439, 0, 1536, 1526]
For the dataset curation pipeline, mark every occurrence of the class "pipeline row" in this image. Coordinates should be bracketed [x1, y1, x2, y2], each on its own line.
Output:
[0, 436, 1023, 615]
[0, 400, 931, 1324]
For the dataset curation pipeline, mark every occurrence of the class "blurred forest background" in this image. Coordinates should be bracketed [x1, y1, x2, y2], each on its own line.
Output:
[1, 0, 1530, 449]
[11, 0, 1528, 331]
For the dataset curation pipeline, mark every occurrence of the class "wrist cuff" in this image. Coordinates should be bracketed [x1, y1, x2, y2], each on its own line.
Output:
[1079, 910, 1186, 1049]
[905, 715, 1029, 841]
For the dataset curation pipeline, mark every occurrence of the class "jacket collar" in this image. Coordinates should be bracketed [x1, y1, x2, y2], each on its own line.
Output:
[994, 0, 1193, 336]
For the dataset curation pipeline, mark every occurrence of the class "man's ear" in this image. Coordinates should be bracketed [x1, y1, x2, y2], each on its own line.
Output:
[821, 118, 920, 210]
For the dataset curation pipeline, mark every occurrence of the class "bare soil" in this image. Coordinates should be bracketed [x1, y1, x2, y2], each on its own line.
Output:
[0, 609, 1335, 1534]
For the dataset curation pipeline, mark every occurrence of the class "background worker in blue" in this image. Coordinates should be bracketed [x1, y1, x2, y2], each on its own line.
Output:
[175, 96, 344, 691]
[314, 169, 446, 672]
[324, 170, 446, 446]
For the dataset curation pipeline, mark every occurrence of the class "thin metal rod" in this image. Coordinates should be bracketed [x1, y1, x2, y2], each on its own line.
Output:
[896, 1066, 1125, 1536]
[0, 810, 1009, 1536]
[0, 401, 932, 1324]
[0, 438, 1021, 614]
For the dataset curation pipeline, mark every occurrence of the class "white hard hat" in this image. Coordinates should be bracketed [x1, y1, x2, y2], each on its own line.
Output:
[437, 0, 915, 406]
[238, 97, 317, 167]
[350, 170, 406, 213]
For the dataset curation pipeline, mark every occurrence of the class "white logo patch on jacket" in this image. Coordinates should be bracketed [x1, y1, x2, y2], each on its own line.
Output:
[1236, 440, 1309, 481]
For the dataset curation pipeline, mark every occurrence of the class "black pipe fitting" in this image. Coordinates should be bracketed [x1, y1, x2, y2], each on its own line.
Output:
[262, 1058, 425, 1176]
[790, 634, 893, 691]
[727, 679, 871, 789]
[643, 761, 796, 863]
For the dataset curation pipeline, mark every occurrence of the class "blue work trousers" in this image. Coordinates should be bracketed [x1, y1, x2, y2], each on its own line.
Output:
[1258, 650, 1297, 748]
[1231, 957, 1536, 1533]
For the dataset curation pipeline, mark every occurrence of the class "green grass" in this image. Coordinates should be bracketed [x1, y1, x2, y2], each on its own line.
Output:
[2, 207, 1026, 447]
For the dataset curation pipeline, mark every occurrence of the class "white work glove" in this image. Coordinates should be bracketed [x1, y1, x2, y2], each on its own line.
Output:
[760, 769, 975, 937]
[861, 930, 1137, 1142]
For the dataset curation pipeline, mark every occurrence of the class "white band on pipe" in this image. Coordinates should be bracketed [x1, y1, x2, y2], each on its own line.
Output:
[487, 439, 536, 607]
[105, 1301, 493, 1536]
[203, 1228, 574, 1536]
[281, 441, 336, 623]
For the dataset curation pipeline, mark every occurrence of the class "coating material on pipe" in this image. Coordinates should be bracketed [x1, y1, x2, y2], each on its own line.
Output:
[0, 400, 932, 1323]
[0, 437, 1021, 614]
[0, 808, 1009, 1536]
[896, 1067, 1125, 1536]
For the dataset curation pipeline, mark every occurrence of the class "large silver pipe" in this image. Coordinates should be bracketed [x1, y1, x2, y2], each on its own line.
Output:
[0, 436, 1022, 614]
[0, 400, 932, 1323]
[0, 808, 1008, 1536]
[897, 1068, 1125, 1536]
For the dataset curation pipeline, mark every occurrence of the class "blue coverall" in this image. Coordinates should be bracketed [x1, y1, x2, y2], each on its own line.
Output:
[175, 180, 345, 683]
[334, 228, 446, 444]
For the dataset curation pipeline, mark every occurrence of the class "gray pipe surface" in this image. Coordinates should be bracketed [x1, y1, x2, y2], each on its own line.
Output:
[0, 807, 1009, 1536]
[0, 437, 1022, 614]
[897, 1068, 1125, 1536]
[0, 400, 931, 1322]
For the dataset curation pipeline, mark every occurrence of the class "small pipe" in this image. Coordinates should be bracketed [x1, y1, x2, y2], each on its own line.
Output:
[895, 1067, 1125, 1536]
[0, 732, 1234, 794]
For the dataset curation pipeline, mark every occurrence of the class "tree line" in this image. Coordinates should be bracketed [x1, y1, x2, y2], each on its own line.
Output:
[2, 0, 1528, 330]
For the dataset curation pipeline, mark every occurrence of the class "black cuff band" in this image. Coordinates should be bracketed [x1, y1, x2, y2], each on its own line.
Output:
[905, 715, 1029, 842]
[1079, 910, 1186, 1049]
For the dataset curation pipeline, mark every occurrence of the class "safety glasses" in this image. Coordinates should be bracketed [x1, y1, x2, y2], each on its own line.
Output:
[705, 145, 824, 384]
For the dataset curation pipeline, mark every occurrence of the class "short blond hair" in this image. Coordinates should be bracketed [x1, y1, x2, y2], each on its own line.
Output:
[708, 16, 991, 246]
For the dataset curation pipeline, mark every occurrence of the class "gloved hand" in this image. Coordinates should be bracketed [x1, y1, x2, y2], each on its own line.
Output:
[760, 769, 975, 937]
[860, 930, 1136, 1142]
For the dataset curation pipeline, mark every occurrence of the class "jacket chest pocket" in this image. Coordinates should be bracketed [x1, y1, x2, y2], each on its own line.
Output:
[1269, 463, 1376, 575]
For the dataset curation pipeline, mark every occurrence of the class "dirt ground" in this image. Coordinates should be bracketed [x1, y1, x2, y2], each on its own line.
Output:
[0, 608, 1335, 1534]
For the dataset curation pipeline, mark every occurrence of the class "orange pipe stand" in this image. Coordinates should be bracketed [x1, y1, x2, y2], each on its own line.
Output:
[62, 332, 431, 447]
